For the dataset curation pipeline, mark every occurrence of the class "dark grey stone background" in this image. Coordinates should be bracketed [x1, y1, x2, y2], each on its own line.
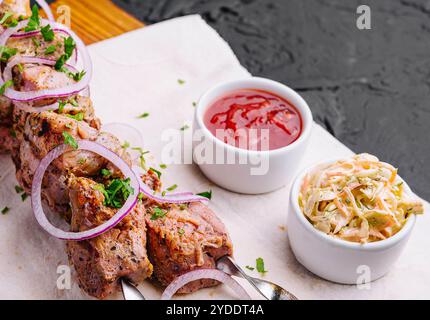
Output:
[109, 0, 429, 200]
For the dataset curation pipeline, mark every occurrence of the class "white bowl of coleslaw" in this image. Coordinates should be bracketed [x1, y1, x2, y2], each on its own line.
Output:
[287, 154, 423, 284]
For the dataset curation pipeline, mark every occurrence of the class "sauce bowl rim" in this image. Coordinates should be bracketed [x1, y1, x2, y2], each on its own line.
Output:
[195, 77, 314, 156]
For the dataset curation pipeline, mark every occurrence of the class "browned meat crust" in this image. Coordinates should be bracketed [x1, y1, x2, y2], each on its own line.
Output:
[145, 202, 233, 293]
[66, 177, 153, 299]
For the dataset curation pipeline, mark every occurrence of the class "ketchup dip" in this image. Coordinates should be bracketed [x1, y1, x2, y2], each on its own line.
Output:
[204, 89, 303, 151]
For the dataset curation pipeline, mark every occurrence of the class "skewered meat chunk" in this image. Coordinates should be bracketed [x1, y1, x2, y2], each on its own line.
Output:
[7, 32, 70, 61]
[145, 201, 233, 293]
[66, 176, 153, 299]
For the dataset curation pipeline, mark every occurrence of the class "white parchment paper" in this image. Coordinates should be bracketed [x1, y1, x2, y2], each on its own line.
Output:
[0, 15, 428, 300]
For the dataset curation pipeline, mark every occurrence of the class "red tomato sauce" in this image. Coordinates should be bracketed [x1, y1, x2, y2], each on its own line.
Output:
[204, 89, 303, 151]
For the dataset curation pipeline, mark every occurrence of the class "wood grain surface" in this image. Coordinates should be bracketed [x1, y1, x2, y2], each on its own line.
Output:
[47, 0, 144, 44]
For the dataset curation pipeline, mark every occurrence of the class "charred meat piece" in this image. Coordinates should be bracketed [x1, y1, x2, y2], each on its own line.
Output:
[7, 32, 69, 61]
[145, 201, 233, 293]
[66, 176, 153, 299]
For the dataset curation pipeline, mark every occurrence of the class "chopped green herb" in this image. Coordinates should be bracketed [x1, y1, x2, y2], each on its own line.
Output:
[137, 112, 149, 119]
[45, 45, 57, 55]
[132, 147, 149, 169]
[17, 63, 24, 73]
[197, 190, 212, 200]
[72, 70, 86, 82]
[78, 158, 86, 165]
[1, 207, 10, 215]
[178, 228, 185, 236]
[150, 207, 166, 220]
[14, 185, 24, 194]
[101, 169, 112, 177]
[66, 112, 84, 121]
[177, 79, 186, 85]
[159, 164, 167, 169]
[55, 37, 75, 71]
[0, 12, 14, 25]
[25, 5, 41, 32]
[245, 266, 255, 271]
[62, 131, 78, 150]
[0, 46, 17, 62]
[31, 37, 41, 48]
[256, 257, 267, 274]
[192, 101, 197, 107]
[0, 80, 14, 95]
[121, 141, 130, 150]
[180, 125, 190, 131]
[138, 192, 144, 201]
[41, 24, 55, 42]
[149, 167, 162, 179]
[0, 12, 18, 28]
[58, 100, 67, 113]
[9, 129, 16, 138]
[93, 178, 134, 209]
[167, 184, 178, 192]
[161, 191, 166, 197]
[21, 193, 29, 202]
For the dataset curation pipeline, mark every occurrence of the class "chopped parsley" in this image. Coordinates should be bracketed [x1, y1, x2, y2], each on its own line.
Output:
[66, 112, 84, 121]
[32, 37, 41, 48]
[44, 45, 57, 55]
[14, 185, 24, 194]
[256, 258, 267, 274]
[180, 125, 190, 131]
[0, 12, 13, 25]
[177, 79, 186, 85]
[132, 147, 149, 169]
[245, 266, 255, 271]
[58, 100, 67, 113]
[137, 112, 149, 119]
[121, 141, 130, 150]
[93, 178, 134, 209]
[178, 228, 185, 236]
[17, 63, 24, 73]
[166, 184, 178, 192]
[21, 193, 29, 202]
[149, 167, 162, 179]
[159, 164, 167, 169]
[192, 101, 197, 107]
[55, 37, 75, 71]
[0, 46, 17, 63]
[101, 168, 112, 177]
[0, 80, 14, 95]
[197, 190, 212, 200]
[72, 70, 86, 82]
[150, 207, 166, 220]
[138, 192, 144, 201]
[41, 24, 55, 42]
[1, 207, 10, 214]
[25, 5, 41, 32]
[62, 131, 78, 149]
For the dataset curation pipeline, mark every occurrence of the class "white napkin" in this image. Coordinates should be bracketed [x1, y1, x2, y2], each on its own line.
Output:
[0, 15, 428, 300]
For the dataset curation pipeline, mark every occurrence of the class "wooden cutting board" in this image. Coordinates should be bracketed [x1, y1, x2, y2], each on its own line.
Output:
[47, 0, 144, 44]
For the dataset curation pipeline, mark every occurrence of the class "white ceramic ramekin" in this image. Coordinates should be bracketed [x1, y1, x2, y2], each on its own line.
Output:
[288, 160, 417, 284]
[193, 77, 313, 194]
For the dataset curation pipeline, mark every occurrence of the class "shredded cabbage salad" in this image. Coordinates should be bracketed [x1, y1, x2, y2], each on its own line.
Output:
[299, 154, 424, 243]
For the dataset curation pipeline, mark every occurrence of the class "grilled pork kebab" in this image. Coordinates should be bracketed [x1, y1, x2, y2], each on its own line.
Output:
[0, 1, 232, 299]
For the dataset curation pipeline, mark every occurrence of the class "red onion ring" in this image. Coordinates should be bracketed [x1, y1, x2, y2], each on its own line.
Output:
[161, 269, 251, 300]
[31, 141, 140, 241]
[0, 20, 92, 102]
[132, 166, 209, 204]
